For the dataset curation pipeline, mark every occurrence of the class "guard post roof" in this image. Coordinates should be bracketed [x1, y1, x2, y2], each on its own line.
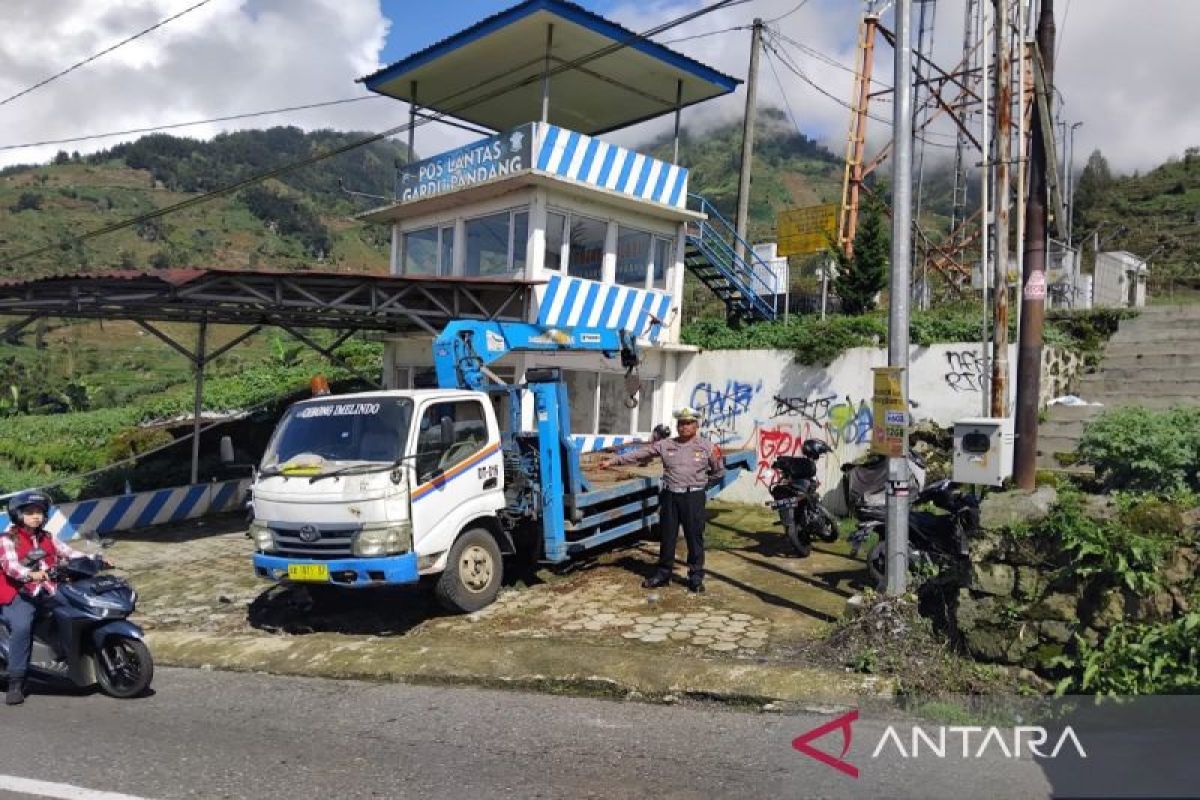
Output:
[358, 0, 740, 136]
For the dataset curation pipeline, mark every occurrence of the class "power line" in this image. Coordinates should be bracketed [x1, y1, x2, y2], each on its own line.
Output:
[763, 34, 957, 149]
[0, 0, 752, 271]
[760, 42, 807, 141]
[0, 0, 216, 109]
[765, 0, 814, 24]
[657, 26, 747, 45]
[770, 28, 891, 89]
[0, 95, 386, 153]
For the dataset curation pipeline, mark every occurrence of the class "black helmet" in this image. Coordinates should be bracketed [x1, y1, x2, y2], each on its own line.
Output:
[801, 439, 832, 460]
[7, 489, 51, 525]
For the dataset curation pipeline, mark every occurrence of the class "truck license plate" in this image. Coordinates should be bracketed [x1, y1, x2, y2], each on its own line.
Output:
[287, 564, 329, 582]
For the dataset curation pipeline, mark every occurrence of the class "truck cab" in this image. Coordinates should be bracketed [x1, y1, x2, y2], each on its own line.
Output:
[251, 389, 507, 609]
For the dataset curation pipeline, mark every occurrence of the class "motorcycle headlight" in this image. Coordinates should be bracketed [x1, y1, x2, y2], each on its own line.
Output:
[249, 521, 275, 553]
[352, 523, 411, 557]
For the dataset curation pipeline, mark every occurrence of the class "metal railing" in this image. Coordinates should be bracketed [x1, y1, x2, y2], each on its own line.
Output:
[685, 194, 781, 321]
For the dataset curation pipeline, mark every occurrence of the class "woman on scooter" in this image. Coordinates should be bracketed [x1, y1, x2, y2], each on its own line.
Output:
[0, 489, 110, 705]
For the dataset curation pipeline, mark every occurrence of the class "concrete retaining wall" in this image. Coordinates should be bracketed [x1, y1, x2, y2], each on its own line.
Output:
[677, 344, 1077, 505]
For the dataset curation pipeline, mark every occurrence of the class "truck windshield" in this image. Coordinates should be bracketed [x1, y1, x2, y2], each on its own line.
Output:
[262, 398, 413, 467]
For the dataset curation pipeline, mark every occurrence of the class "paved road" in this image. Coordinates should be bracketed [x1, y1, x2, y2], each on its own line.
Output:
[0, 668, 1053, 800]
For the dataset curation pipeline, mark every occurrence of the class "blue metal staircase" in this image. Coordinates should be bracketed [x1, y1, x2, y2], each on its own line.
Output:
[684, 194, 782, 323]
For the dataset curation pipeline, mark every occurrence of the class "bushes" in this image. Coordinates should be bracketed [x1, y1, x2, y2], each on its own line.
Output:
[1078, 406, 1200, 493]
[682, 304, 994, 364]
[1054, 613, 1200, 695]
[683, 305, 1130, 366]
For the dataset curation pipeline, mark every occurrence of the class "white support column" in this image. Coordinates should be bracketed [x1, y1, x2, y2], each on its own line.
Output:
[391, 224, 402, 275]
[452, 217, 466, 277]
[528, 189, 547, 280]
[602, 220, 617, 285]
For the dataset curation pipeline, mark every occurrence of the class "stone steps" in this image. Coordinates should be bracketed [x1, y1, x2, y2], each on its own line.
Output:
[1077, 376, 1200, 395]
[1104, 341, 1200, 358]
[1096, 352, 1200, 371]
[1035, 304, 1200, 473]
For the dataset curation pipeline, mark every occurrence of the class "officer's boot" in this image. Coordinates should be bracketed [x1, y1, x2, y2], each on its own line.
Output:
[6, 677, 25, 706]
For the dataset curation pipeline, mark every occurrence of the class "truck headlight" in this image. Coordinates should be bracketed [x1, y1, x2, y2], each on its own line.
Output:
[249, 521, 275, 553]
[352, 523, 411, 557]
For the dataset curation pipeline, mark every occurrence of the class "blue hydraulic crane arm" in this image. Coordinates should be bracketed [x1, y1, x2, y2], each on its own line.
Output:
[432, 321, 639, 391]
[430, 320, 641, 564]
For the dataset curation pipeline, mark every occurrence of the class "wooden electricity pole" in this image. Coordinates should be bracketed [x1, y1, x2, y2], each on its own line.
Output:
[734, 18, 763, 263]
[1013, 0, 1055, 488]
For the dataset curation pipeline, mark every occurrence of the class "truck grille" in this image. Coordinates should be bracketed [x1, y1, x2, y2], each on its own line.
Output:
[270, 524, 360, 559]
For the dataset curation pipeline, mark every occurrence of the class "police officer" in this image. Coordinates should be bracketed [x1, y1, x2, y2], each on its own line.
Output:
[601, 407, 724, 592]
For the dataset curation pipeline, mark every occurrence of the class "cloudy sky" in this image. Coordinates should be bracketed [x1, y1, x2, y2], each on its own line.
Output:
[0, 0, 1195, 174]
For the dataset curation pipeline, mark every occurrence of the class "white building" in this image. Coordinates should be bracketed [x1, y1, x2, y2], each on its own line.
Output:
[356, 0, 780, 449]
[1093, 250, 1149, 308]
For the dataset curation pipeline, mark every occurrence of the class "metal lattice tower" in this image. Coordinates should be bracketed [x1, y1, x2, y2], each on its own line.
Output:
[949, 0, 982, 238]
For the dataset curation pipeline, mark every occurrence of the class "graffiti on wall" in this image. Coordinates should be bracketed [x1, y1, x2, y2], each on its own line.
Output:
[689, 379, 763, 444]
[753, 396, 874, 488]
[755, 424, 800, 488]
[770, 394, 873, 447]
[944, 349, 988, 393]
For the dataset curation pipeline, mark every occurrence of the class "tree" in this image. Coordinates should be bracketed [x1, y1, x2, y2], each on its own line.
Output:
[833, 198, 889, 314]
[1074, 149, 1114, 219]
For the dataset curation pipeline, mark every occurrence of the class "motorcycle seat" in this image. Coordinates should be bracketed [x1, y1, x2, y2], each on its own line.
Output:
[855, 505, 887, 523]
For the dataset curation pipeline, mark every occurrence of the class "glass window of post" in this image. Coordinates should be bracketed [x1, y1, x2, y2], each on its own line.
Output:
[597, 372, 630, 434]
[564, 370, 598, 435]
[567, 215, 606, 282]
[403, 227, 440, 275]
[512, 211, 528, 273]
[464, 212, 511, 277]
[651, 236, 672, 290]
[616, 227, 652, 287]
[545, 211, 566, 271]
[464, 209, 529, 277]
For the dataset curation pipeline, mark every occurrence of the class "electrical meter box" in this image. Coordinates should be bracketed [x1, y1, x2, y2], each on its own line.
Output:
[953, 417, 1014, 486]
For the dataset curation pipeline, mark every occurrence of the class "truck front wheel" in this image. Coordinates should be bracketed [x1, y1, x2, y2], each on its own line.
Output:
[435, 528, 503, 613]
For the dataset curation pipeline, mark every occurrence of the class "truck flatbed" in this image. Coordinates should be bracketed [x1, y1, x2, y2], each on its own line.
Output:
[577, 449, 754, 487]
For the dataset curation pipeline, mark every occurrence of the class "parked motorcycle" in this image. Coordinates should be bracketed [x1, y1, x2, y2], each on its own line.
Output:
[0, 540, 153, 699]
[766, 439, 839, 557]
[847, 478, 981, 589]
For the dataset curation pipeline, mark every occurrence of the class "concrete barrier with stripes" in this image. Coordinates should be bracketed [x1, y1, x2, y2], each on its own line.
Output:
[6, 479, 252, 542]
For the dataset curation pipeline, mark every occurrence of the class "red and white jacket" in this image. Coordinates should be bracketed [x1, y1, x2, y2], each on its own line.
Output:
[0, 526, 88, 605]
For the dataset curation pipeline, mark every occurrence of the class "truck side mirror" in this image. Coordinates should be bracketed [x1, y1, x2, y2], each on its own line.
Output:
[219, 436, 235, 465]
[440, 416, 455, 446]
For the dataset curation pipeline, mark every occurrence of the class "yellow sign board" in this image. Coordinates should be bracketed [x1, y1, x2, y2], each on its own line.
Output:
[776, 203, 839, 257]
[871, 367, 907, 458]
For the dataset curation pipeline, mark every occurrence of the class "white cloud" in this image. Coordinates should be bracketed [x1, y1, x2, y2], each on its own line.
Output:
[0, 0, 404, 167]
[608, 0, 1200, 174]
[0, 0, 1194, 175]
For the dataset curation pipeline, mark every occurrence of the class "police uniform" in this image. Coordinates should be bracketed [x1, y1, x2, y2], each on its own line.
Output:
[611, 410, 724, 590]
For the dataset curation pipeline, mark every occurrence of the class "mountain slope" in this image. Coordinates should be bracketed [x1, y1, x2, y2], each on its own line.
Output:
[0, 127, 406, 276]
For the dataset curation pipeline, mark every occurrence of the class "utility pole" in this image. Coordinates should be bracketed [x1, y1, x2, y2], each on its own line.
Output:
[1066, 121, 1082, 246]
[1013, 0, 1055, 489]
[886, 0, 913, 596]
[990, 0, 1011, 418]
[735, 18, 763, 263]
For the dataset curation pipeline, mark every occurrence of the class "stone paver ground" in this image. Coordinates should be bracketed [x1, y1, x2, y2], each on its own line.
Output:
[109, 502, 870, 670]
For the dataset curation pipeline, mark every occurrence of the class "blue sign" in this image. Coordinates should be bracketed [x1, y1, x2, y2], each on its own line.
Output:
[398, 124, 534, 203]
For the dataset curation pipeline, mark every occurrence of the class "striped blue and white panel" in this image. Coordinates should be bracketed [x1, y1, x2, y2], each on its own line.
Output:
[7, 479, 252, 542]
[572, 435, 646, 453]
[535, 124, 688, 209]
[537, 274, 673, 344]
